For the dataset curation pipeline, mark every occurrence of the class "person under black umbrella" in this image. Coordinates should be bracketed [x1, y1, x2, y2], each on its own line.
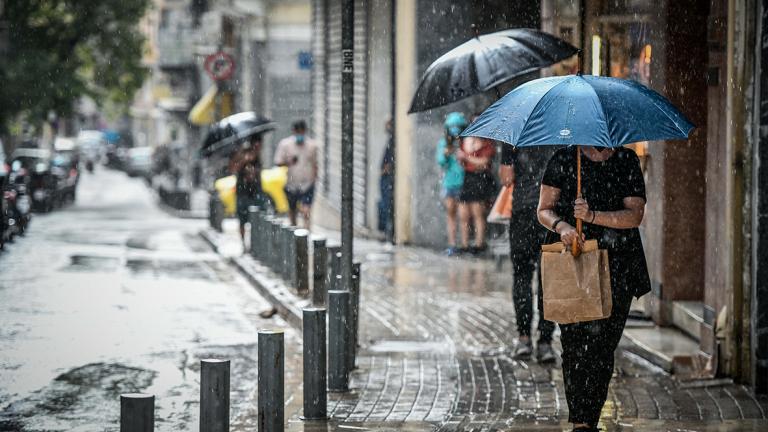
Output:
[228, 134, 269, 248]
[500, 143, 558, 363]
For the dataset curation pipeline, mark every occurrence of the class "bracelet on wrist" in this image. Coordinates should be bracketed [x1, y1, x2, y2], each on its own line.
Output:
[590, 211, 596, 224]
[551, 218, 563, 232]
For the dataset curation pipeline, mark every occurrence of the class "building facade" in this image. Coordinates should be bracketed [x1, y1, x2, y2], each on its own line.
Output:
[310, 0, 767, 392]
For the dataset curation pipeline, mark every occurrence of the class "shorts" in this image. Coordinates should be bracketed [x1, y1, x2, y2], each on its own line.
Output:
[285, 185, 315, 211]
[441, 186, 462, 200]
[459, 171, 497, 203]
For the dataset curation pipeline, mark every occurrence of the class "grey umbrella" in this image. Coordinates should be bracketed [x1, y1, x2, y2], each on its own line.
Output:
[408, 28, 578, 113]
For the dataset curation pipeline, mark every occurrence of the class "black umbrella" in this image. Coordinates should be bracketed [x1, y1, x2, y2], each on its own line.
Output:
[200, 112, 276, 158]
[408, 28, 578, 113]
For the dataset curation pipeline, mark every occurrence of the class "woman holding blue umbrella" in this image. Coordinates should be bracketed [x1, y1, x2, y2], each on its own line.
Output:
[462, 73, 694, 431]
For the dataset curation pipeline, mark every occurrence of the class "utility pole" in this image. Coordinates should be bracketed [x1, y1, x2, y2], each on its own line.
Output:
[340, 0, 354, 290]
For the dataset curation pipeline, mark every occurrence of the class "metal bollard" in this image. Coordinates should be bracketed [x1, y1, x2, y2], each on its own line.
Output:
[120, 393, 154, 432]
[347, 262, 361, 370]
[278, 223, 291, 279]
[328, 290, 351, 392]
[326, 245, 341, 290]
[209, 195, 223, 232]
[294, 229, 310, 295]
[200, 359, 230, 432]
[249, 206, 259, 259]
[284, 225, 297, 282]
[330, 248, 344, 292]
[254, 211, 266, 261]
[312, 237, 327, 306]
[258, 329, 284, 432]
[302, 307, 327, 420]
[269, 219, 281, 271]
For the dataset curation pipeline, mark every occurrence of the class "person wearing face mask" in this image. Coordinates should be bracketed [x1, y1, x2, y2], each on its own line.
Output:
[274, 120, 318, 227]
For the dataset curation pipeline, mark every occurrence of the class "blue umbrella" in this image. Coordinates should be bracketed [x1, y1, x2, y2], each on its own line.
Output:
[461, 74, 694, 147]
[461, 74, 694, 255]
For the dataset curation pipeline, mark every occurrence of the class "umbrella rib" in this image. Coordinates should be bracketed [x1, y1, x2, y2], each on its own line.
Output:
[582, 78, 613, 146]
[513, 78, 571, 145]
[639, 89, 695, 137]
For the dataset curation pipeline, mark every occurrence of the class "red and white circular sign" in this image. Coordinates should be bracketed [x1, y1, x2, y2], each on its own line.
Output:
[204, 51, 236, 81]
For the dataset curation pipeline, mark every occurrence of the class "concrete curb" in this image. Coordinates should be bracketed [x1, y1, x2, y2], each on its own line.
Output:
[200, 229, 306, 330]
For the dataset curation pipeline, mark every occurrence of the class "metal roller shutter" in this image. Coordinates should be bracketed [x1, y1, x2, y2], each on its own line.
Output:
[321, 0, 368, 227]
[352, 0, 369, 227]
[311, 0, 327, 192]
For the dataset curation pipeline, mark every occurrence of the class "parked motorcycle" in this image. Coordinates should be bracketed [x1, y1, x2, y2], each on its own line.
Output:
[12, 148, 56, 212]
[7, 161, 32, 235]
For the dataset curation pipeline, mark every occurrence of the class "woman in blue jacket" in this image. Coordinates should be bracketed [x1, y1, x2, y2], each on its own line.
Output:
[436, 112, 467, 255]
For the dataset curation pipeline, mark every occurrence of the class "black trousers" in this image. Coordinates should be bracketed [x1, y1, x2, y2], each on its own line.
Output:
[560, 270, 634, 425]
[511, 248, 555, 343]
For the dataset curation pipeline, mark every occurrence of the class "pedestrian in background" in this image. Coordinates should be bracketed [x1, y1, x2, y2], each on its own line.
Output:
[456, 133, 496, 255]
[435, 112, 467, 255]
[229, 135, 268, 249]
[537, 146, 650, 432]
[378, 119, 395, 243]
[500, 145, 557, 362]
[274, 120, 318, 228]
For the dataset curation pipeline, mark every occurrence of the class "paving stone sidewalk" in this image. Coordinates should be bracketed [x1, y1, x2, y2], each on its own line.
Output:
[203, 224, 768, 431]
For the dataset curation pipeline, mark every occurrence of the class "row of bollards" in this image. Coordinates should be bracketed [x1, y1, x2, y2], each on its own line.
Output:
[247, 206, 361, 383]
[121, 306, 359, 430]
[120, 330, 288, 432]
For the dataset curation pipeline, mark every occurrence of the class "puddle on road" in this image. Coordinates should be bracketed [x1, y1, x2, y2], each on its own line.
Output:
[125, 258, 217, 280]
[0, 362, 155, 430]
[62, 255, 120, 272]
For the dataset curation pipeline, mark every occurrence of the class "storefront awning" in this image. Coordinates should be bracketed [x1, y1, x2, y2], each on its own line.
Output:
[188, 86, 233, 126]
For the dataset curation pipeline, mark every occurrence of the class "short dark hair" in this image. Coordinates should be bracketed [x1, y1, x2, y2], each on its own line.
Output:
[292, 120, 307, 132]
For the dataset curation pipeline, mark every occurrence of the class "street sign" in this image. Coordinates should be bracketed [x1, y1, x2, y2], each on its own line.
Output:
[204, 51, 236, 81]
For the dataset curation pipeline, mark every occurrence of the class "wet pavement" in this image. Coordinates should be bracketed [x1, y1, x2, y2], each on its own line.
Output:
[209, 218, 768, 432]
[0, 168, 301, 431]
[2, 166, 767, 432]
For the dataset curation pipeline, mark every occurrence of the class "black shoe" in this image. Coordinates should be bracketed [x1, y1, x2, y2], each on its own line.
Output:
[469, 244, 488, 255]
[572, 425, 599, 432]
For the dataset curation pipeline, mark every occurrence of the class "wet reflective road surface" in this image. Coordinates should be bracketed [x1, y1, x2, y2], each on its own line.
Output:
[0, 168, 300, 431]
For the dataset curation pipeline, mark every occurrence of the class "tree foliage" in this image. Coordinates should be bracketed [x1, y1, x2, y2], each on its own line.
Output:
[0, 0, 151, 132]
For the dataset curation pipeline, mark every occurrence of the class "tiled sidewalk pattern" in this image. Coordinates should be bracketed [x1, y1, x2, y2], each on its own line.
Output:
[321, 239, 768, 427]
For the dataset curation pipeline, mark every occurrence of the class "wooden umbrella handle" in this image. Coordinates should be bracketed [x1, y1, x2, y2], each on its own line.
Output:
[572, 148, 582, 257]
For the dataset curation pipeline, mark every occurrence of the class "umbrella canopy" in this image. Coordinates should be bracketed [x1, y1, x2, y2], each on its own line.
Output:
[461, 74, 694, 257]
[200, 112, 276, 158]
[408, 28, 578, 113]
[461, 74, 694, 147]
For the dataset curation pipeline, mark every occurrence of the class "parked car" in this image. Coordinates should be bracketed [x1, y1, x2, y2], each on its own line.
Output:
[11, 148, 56, 212]
[125, 146, 153, 180]
[213, 165, 289, 216]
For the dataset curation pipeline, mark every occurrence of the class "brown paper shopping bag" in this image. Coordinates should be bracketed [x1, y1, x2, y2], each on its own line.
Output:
[541, 240, 612, 324]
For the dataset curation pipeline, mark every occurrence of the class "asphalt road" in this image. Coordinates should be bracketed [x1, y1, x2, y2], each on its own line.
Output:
[0, 167, 300, 431]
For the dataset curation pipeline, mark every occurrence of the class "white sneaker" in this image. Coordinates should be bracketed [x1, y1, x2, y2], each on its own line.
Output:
[513, 339, 533, 359]
[537, 343, 557, 364]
